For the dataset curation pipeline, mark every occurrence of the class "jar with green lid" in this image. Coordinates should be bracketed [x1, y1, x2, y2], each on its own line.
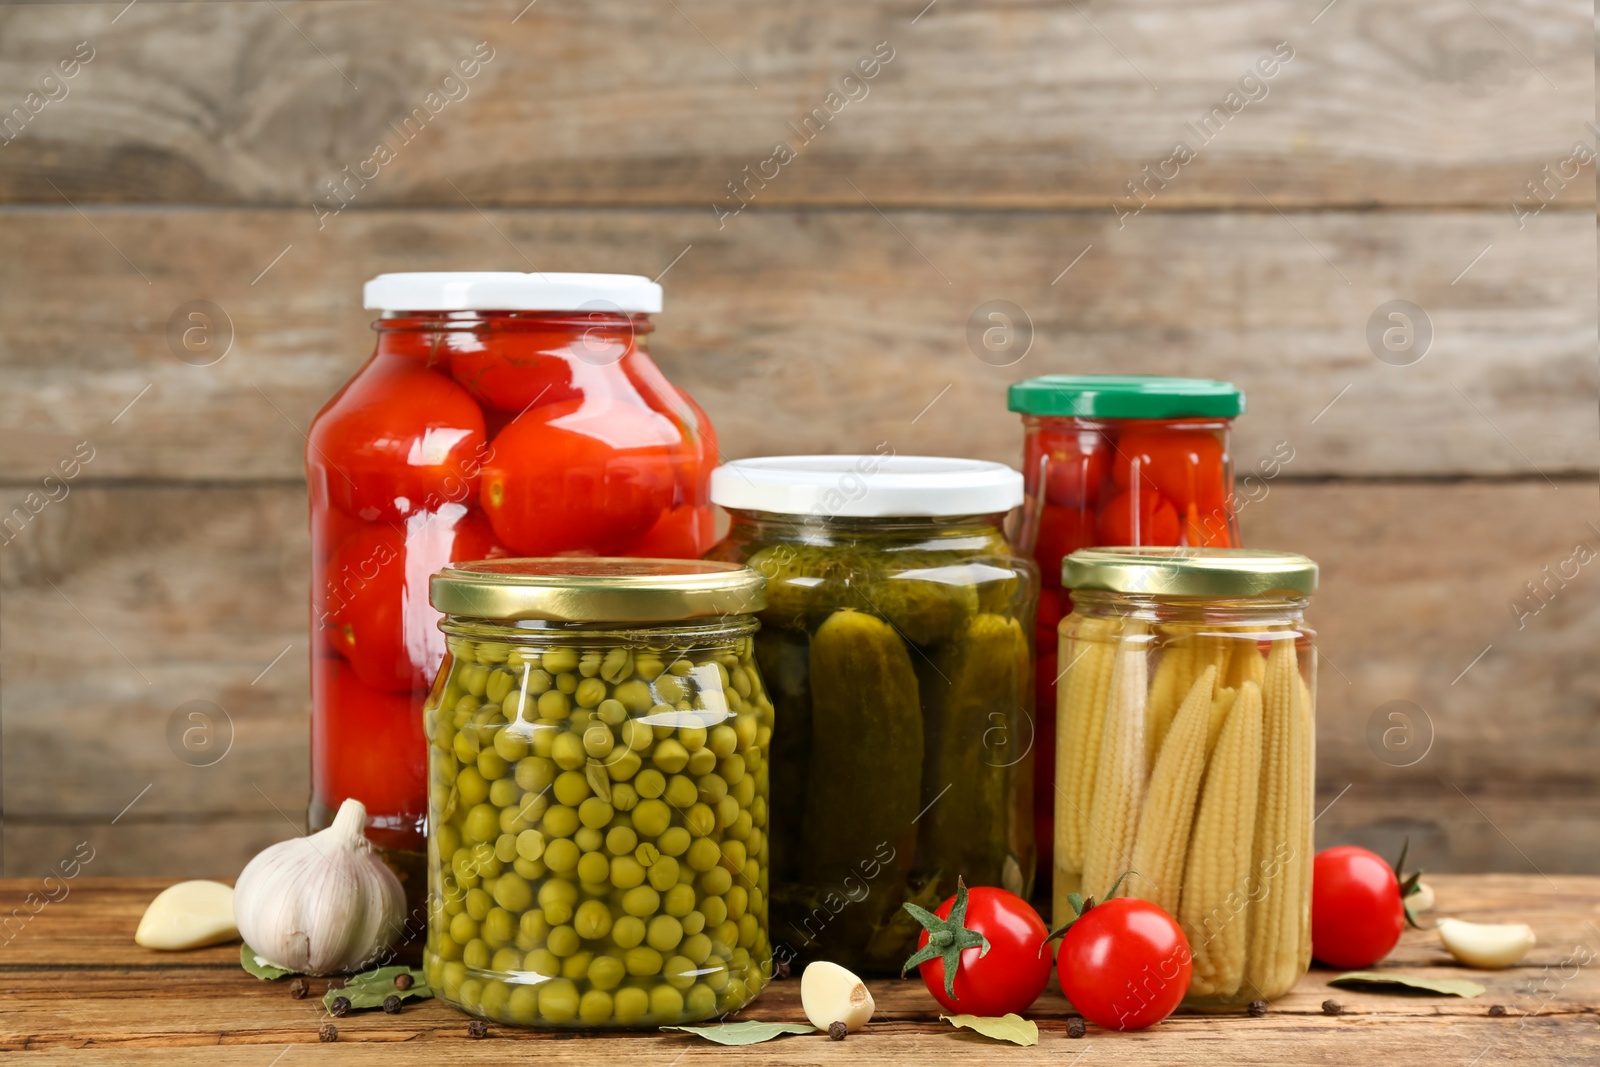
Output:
[705, 455, 1038, 974]
[1054, 547, 1317, 1008]
[423, 558, 772, 1028]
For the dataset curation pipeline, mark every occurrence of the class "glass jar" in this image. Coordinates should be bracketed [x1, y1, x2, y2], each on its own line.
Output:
[306, 272, 719, 892]
[705, 455, 1038, 974]
[1054, 547, 1317, 1008]
[1008, 375, 1244, 889]
[422, 559, 772, 1028]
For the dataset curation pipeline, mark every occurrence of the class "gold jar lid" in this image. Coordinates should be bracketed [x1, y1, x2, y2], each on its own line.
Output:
[1062, 547, 1318, 598]
[430, 558, 766, 623]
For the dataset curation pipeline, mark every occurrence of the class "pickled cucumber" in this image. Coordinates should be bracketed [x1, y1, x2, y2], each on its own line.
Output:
[424, 633, 773, 1029]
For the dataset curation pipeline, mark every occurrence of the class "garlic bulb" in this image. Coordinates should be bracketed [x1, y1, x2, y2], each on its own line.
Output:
[233, 798, 405, 975]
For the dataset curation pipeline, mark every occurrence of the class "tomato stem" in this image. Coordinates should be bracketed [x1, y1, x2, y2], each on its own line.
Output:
[901, 877, 992, 1001]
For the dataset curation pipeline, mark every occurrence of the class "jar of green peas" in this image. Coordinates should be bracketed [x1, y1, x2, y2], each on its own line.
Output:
[423, 558, 772, 1028]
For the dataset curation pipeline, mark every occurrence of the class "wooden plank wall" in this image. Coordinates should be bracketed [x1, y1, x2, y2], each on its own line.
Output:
[0, 0, 1594, 878]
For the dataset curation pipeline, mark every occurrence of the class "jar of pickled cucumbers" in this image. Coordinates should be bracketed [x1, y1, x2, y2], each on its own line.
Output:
[423, 559, 772, 1028]
[705, 455, 1038, 975]
[1053, 547, 1317, 1008]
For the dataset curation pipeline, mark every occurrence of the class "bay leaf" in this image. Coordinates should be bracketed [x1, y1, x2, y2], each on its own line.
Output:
[324, 964, 434, 1012]
[239, 943, 295, 980]
[661, 1021, 819, 1044]
[941, 1013, 1039, 1046]
[1329, 971, 1486, 998]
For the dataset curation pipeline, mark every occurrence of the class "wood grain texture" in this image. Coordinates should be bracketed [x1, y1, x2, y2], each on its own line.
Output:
[0, 207, 1592, 483]
[0, 877, 1594, 1065]
[0, 1, 1589, 209]
[3, 481, 1598, 877]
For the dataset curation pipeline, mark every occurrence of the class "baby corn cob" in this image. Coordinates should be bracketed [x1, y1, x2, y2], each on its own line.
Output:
[1243, 638, 1312, 1000]
[1207, 685, 1238, 755]
[1130, 665, 1218, 914]
[1148, 633, 1234, 762]
[1179, 680, 1263, 998]
[1226, 640, 1265, 690]
[1056, 618, 1121, 877]
[1080, 637, 1150, 900]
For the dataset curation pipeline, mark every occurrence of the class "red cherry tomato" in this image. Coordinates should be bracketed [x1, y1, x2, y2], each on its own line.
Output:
[1035, 504, 1096, 589]
[308, 357, 486, 522]
[1057, 897, 1192, 1031]
[1097, 487, 1180, 546]
[1028, 426, 1112, 508]
[1112, 428, 1227, 513]
[619, 504, 717, 558]
[908, 884, 1052, 1017]
[448, 332, 581, 413]
[479, 397, 681, 556]
[311, 656, 427, 846]
[1311, 846, 1406, 968]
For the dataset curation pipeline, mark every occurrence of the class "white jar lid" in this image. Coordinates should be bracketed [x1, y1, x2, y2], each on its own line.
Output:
[363, 272, 662, 313]
[711, 455, 1023, 517]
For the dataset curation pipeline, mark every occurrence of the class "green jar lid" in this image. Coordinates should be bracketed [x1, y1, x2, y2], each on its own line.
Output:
[1008, 375, 1245, 419]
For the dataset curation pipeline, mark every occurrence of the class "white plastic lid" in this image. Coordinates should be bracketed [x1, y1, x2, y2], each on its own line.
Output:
[363, 272, 662, 313]
[711, 455, 1024, 518]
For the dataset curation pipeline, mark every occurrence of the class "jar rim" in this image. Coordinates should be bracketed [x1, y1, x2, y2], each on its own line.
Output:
[429, 558, 765, 623]
[1063, 546, 1318, 597]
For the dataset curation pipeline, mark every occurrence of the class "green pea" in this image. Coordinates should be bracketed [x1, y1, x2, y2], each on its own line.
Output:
[611, 914, 646, 949]
[460, 664, 490, 696]
[630, 799, 670, 838]
[614, 986, 650, 1024]
[621, 719, 655, 754]
[657, 827, 691, 857]
[727, 809, 754, 841]
[523, 948, 559, 977]
[464, 804, 500, 844]
[686, 981, 717, 1018]
[634, 842, 661, 868]
[711, 919, 740, 951]
[464, 887, 492, 922]
[605, 825, 637, 856]
[574, 899, 612, 940]
[574, 825, 604, 853]
[575, 677, 608, 709]
[458, 977, 485, 1010]
[663, 953, 697, 991]
[543, 805, 580, 838]
[663, 880, 695, 917]
[493, 872, 533, 912]
[647, 914, 684, 953]
[649, 983, 684, 1019]
[622, 885, 661, 918]
[582, 724, 614, 759]
[612, 679, 653, 713]
[654, 674, 688, 704]
[736, 913, 759, 949]
[695, 774, 728, 806]
[589, 954, 626, 992]
[651, 738, 689, 774]
[595, 698, 628, 727]
[449, 912, 479, 945]
[576, 850, 610, 885]
[683, 803, 716, 838]
[539, 690, 572, 720]
[648, 856, 682, 893]
[721, 839, 747, 870]
[700, 895, 728, 928]
[487, 779, 518, 810]
[575, 988, 613, 1025]
[552, 770, 591, 807]
[538, 977, 579, 1022]
[457, 767, 490, 806]
[735, 777, 758, 810]
[502, 688, 533, 722]
[516, 829, 546, 861]
[547, 924, 580, 958]
[475, 749, 508, 782]
[540, 648, 578, 674]
[611, 854, 646, 890]
[518, 909, 550, 947]
[556, 672, 578, 695]
[678, 726, 707, 753]
[708, 724, 739, 758]
[624, 945, 664, 976]
[543, 838, 579, 874]
[605, 749, 642, 782]
[485, 669, 515, 704]
[699, 866, 733, 897]
[681, 931, 713, 965]
[525, 668, 553, 695]
[492, 726, 530, 762]
[664, 774, 698, 810]
[489, 947, 522, 974]
[578, 797, 614, 829]
[725, 885, 748, 921]
[680, 909, 706, 938]
[634, 769, 666, 800]
[611, 781, 639, 812]
[505, 983, 538, 1024]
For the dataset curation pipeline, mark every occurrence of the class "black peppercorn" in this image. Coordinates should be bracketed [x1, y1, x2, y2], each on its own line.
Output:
[382, 995, 402, 1015]
[1067, 1017, 1087, 1039]
[829, 1021, 848, 1041]
[288, 978, 310, 1000]
[1322, 999, 1342, 1015]
[1248, 1000, 1269, 1017]
[319, 1024, 338, 1043]
[394, 973, 414, 991]
[774, 958, 792, 980]
[1489, 1005, 1507, 1017]
[467, 1019, 489, 1039]
[329, 996, 351, 1018]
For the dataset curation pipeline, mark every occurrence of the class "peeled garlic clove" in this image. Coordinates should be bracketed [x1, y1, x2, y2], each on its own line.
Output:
[1437, 917, 1536, 969]
[1407, 880, 1436, 915]
[135, 880, 238, 950]
[801, 961, 875, 1032]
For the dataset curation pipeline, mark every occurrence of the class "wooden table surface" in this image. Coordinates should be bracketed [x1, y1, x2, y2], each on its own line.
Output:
[1, 875, 1595, 1065]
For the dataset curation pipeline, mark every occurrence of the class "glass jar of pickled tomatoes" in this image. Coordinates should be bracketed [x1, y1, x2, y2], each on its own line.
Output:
[1007, 375, 1243, 892]
[307, 272, 719, 899]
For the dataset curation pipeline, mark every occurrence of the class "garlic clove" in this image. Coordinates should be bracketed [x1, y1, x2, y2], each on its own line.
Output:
[801, 961, 875, 1032]
[135, 880, 238, 950]
[232, 798, 406, 976]
[1407, 880, 1436, 915]
[1437, 917, 1536, 969]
